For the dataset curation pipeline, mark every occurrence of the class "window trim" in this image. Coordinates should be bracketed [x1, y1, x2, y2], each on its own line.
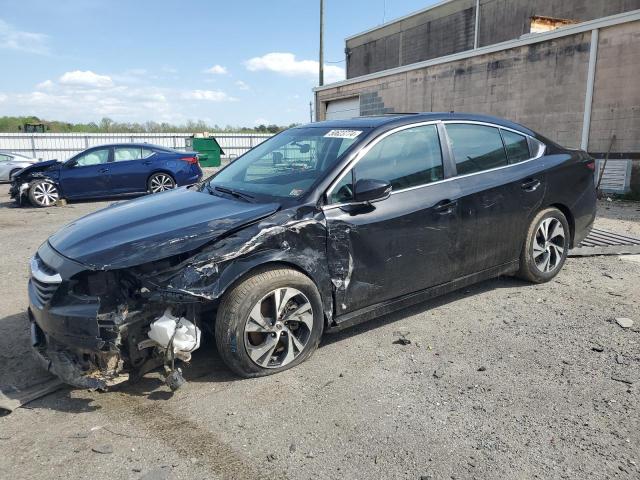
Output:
[323, 120, 546, 211]
[324, 120, 444, 207]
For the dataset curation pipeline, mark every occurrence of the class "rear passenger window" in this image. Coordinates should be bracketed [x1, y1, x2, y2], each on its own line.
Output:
[354, 125, 443, 191]
[114, 147, 143, 162]
[141, 148, 155, 159]
[446, 124, 507, 175]
[501, 130, 530, 164]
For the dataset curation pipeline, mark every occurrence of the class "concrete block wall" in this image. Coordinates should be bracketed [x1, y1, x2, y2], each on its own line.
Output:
[346, 0, 476, 78]
[478, 0, 640, 46]
[588, 21, 640, 154]
[346, 0, 640, 78]
[319, 31, 592, 149]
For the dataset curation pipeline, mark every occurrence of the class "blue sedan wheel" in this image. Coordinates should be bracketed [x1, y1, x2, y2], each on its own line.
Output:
[148, 173, 176, 193]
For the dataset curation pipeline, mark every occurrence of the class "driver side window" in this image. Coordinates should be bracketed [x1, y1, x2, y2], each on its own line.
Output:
[328, 124, 444, 204]
[75, 149, 109, 167]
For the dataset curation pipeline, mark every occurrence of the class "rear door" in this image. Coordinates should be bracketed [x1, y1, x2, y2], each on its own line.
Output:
[59, 147, 111, 198]
[443, 122, 546, 275]
[109, 146, 156, 193]
[323, 123, 461, 316]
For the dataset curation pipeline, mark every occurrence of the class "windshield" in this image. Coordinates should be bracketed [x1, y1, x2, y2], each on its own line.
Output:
[206, 127, 367, 201]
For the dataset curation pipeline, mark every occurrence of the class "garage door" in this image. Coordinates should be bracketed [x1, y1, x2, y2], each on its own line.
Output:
[325, 97, 360, 120]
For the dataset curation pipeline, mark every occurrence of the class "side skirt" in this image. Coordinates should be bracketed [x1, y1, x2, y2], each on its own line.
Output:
[328, 261, 519, 332]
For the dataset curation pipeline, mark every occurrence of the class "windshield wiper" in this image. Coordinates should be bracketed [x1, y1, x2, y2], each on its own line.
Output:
[212, 185, 255, 202]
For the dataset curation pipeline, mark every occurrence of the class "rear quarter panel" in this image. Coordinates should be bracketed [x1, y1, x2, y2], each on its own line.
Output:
[541, 149, 596, 246]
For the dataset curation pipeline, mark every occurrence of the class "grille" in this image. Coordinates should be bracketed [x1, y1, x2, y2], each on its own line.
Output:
[30, 255, 61, 305]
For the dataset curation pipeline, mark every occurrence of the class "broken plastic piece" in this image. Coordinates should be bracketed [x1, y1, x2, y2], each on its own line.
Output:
[164, 368, 186, 391]
[147, 308, 201, 361]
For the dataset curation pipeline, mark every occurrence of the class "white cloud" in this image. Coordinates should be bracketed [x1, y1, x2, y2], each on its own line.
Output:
[235, 80, 250, 91]
[59, 70, 113, 88]
[244, 52, 344, 83]
[182, 90, 236, 102]
[0, 19, 50, 55]
[204, 64, 228, 75]
[36, 79, 54, 90]
[0, 93, 7, 102]
[254, 118, 270, 125]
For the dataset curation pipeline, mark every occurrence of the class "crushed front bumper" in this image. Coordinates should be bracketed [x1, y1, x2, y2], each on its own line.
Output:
[27, 242, 158, 389]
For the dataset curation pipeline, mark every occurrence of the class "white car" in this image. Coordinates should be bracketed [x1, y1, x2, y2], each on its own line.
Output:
[0, 151, 40, 182]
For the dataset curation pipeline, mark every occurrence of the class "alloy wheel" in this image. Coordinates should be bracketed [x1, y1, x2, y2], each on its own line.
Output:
[533, 217, 566, 273]
[32, 182, 59, 206]
[244, 287, 314, 369]
[149, 174, 175, 193]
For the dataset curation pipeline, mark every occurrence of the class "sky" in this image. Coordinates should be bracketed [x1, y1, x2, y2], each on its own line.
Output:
[0, 0, 436, 127]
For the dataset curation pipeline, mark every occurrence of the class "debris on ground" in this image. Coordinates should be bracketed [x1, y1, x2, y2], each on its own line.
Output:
[91, 444, 113, 454]
[0, 378, 65, 413]
[611, 376, 633, 385]
[477, 366, 487, 372]
[615, 317, 634, 328]
[392, 330, 411, 345]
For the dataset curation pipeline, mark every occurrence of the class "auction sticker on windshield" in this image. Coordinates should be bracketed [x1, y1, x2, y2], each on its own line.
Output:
[324, 130, 362, 139]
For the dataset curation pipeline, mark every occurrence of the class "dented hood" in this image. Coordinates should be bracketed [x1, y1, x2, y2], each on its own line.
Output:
[48, 188, 279, 269]
[13, 159, 61, 179]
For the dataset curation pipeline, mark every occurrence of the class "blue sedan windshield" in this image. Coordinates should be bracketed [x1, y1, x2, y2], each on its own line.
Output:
[207, 127, 367, 200]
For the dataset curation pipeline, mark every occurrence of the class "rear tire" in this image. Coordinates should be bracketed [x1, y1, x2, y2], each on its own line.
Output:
[147, 173, 176, 193]
[215, 267, 324, 378]
[28, 179, 59, 207]
[517, 207, 570, 283]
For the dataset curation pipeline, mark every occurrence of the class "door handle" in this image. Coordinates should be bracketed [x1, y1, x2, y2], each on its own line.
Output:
[98, 167, 109, 174]
[434, 199, 457, 214]
[143, 160, 152, 165]
[521, 179, 541, 192]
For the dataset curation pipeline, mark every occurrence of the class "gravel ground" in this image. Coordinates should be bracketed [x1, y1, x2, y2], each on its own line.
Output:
[0, 183, 638, 480]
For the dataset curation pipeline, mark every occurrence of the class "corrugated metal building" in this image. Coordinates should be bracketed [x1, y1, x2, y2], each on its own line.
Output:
[314, 0, 640, 195]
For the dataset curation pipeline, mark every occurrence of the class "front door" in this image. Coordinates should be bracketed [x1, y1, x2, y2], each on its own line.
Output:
[323, 123, 461, 316]
[60, 147, 111, 198]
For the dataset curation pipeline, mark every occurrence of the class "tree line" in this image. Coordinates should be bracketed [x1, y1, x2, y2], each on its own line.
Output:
[0, 116, 298, 134]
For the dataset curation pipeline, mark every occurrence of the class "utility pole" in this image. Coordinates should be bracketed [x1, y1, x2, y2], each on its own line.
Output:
[319, 0, 324, 86]
[309, 101, 313, 122]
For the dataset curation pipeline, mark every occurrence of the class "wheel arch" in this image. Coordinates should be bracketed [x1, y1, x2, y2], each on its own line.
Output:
[147, 169, 176, 182]
[214, 258, 334, 329]
[548, 202, 575, 247]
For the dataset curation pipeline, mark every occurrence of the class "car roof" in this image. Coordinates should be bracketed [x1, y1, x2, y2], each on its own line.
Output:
[84, 143, 176, 151]
[303, 112, 536, 136]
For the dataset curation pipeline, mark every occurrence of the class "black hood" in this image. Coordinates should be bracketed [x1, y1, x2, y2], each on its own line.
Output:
[13, 159, 61, 180]
[48, 188, 280, 269]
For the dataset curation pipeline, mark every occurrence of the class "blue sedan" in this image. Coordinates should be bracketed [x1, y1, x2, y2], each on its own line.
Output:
[10, 143, 203, 207]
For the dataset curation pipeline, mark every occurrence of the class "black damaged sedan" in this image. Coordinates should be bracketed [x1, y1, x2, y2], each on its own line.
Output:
[29, 113, 596, 388]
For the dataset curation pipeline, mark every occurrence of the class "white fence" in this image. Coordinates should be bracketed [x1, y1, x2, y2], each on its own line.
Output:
[0, 132, 273, 161]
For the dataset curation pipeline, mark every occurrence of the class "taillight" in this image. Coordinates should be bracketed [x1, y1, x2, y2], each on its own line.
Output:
[585, 160, 596, 170]
[181, 156, 198, 164]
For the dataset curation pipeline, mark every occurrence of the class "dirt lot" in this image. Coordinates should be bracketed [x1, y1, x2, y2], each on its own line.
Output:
[0, 183, 639, 480]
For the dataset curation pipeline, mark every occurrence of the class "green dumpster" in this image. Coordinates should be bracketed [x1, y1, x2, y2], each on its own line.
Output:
[186, 135, 225, 167]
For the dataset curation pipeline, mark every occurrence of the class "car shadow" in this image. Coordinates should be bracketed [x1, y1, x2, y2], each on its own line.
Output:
[0, 274, 534, 414]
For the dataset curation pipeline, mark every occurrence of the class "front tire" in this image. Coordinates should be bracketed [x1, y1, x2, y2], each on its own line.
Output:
[28, 179, 59, 207]
[148, 173, 176, 193]
[517, 207, 570, 283]
[215, 267, 324, 378]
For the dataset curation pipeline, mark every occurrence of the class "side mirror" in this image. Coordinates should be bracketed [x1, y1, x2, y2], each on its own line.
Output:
[65, 159, 77, 168]
[354, 178, 391, 203]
